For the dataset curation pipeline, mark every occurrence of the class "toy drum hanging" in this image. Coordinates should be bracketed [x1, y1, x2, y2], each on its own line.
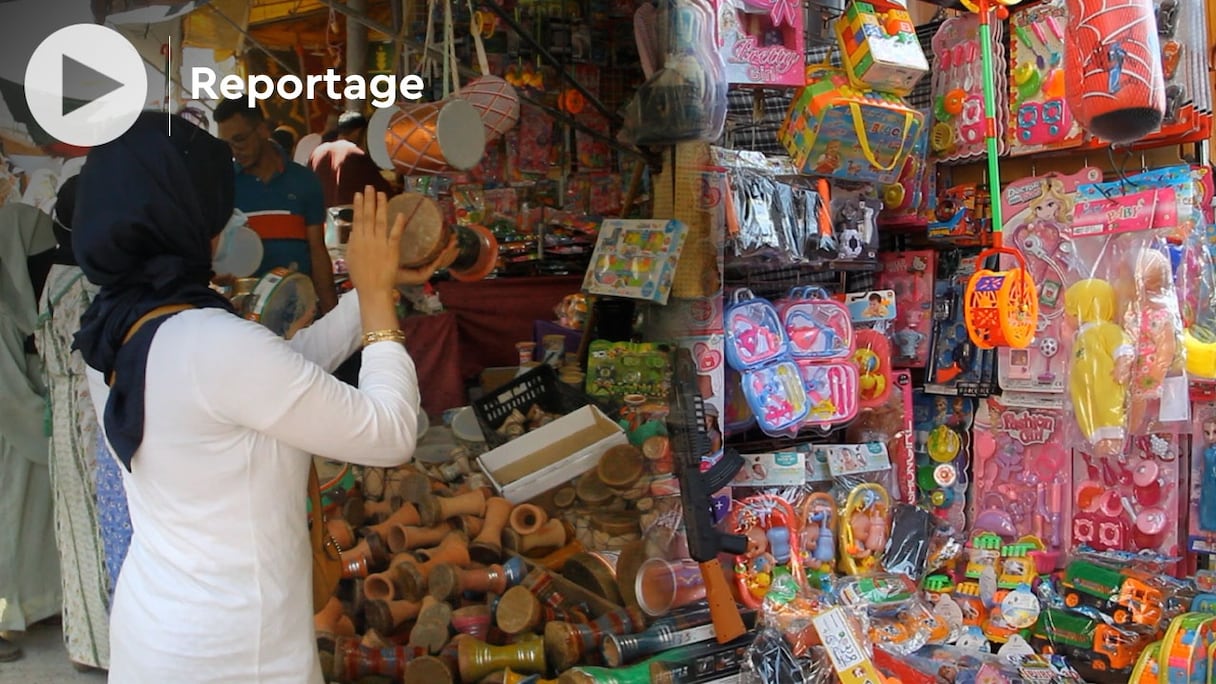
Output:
[453, 75, 521, 142]
[964, 247, 1039, 349]
[1063, 0, 1165, 143]
[370, 98, 486, 175]
[244, 267, 318, 339]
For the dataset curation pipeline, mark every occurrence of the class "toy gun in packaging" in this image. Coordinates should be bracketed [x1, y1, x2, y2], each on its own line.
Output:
[667, 347, 747, 643]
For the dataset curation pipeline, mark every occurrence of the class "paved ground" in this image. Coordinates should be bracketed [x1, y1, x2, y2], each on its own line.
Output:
[0, 622, 105, 683]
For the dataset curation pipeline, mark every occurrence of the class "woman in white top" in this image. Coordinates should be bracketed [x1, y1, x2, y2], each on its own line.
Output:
[71, 112, 454, 682]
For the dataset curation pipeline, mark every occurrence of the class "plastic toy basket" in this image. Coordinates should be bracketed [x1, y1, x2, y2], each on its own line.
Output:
[473, 364, 601, 448]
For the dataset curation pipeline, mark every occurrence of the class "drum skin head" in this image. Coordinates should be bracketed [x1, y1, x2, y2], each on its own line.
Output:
[367, 106, 395, 170]
[434, 99, 486, 171]
[293, 133, 323, 166]
[388, 192, 451, 267]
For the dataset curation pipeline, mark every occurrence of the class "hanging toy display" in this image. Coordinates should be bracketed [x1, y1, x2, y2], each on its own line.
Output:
[1063, 0, 1166, 143]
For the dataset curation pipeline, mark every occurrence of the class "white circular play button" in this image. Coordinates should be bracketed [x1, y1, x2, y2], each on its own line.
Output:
[23, 24, 148, 148]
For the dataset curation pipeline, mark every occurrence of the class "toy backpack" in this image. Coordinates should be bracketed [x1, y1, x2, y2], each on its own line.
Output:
[776, 286, 859, 429]
[1158, 612, 1216, 683]
[1129, 641, 1162, 684]
[724, 289, 810, 437]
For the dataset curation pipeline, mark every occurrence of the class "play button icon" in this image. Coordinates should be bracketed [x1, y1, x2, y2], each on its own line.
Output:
[24, 24, 148, 148]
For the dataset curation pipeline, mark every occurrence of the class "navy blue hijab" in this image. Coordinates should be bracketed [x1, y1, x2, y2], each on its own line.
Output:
[72, 112, 237, 471]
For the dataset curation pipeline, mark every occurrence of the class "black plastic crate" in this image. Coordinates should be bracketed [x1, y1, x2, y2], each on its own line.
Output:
[473, 364, 597, 448]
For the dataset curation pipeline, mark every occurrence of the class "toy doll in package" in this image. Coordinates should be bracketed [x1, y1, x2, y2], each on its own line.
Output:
[997, 168, 1101, 394]
[724, 493, 803, 608]
[878, 250, 936, 367]
[1068, 183, 1188, 445]
[713, 0, 805, 87]
[1187, 405, 1216, 555]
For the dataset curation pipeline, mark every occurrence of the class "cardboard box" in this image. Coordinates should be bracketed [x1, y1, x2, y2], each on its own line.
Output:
[477, 405, 628, 503]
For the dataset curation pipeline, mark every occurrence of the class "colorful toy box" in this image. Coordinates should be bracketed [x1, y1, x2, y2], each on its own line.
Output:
[779, 66, 924, 184]
[715, 0, 806, 87]
[834, 0, 929, 97]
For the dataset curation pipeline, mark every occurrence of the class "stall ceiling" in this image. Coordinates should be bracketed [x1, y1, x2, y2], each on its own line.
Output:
[246, 0, 394, 49]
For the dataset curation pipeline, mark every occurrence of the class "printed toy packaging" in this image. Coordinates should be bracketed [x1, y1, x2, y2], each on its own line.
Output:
[878, 249, 936, 368]
[834, 0, 929, 97]
[972, 398, 1071, 566]
[928, 14, 1008, 163]
[724, 493, 803, 607]
[774, 287, 860, 430]
[583, 218, 690, 304]
[714, 0, 805, 87]
[725, 289, 812, 437]
[1071, 431, 1183, 564]
[1188, 404, 1216, 558]
[926, 254, 996, 396]
[585, 340, 674, 401]
[997, 168, 1101, 394]
[779, 66, 924, 185]
[1005, 0, 1083, 155]
[912, 392, 972, 534]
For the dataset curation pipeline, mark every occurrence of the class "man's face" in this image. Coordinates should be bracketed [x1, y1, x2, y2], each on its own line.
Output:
[218, 114, 268, 169]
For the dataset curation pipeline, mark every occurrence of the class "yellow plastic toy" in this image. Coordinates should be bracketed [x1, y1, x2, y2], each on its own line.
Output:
[838, 483, 891, 575]
[964, 247, 1039, 349]
[1065, 279, 1133, 456]
[1183, 329, 1216, 380]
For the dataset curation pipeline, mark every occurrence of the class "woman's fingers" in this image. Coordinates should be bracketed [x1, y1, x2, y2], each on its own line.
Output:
[350, 191, 365, 245]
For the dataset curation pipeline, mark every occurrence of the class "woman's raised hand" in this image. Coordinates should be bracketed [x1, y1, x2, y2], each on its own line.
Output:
[347, 186, 405, 298]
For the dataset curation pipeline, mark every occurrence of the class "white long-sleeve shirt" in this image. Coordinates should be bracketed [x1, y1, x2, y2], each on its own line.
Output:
[86, 291, 419, 683]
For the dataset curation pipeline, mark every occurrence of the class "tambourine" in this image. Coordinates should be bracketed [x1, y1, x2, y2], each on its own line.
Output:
[244, 267, 317, 339]
[963, 246, 1039, 349]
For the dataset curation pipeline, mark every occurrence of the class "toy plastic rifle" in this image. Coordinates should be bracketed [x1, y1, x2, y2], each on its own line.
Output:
[667, 347, 747, 643]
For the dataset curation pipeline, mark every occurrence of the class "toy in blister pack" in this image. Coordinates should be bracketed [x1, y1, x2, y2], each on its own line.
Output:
[838, 482, 892, 575]
[713, 0, 806, 87]
[913, 393, 972, 533]
[998, 168, 1100, 393]
[725, 493, 802, 608]
[927, 184, 991, 245]
[829, 184, 882, 262]
[928, 14, 1008, 163]
[799, 491, 838, 577]
[833, 0, 929, 97]
[725, 289, 811, 437]
[835, 573, 938, 654]
[878, 250, 936, 367]
[926, 256, 997, 396]
[1072, 431, 1183, 561]
[776, 286, 859, 430]
[853, 329, 893, 410]
[1187, 405, 1216, 555]
[582, 218, 690, 304]
[847, 370, 916, 505]
[1006, 0, 1082, 155]
[585, 340, 674, 401]
[972, 398, 1071, 564]
[1031, 605, 1152, 675]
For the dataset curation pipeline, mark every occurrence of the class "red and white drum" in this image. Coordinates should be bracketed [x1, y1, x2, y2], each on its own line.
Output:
[453, 75, 521, 142]
[369, 98, 486, 175]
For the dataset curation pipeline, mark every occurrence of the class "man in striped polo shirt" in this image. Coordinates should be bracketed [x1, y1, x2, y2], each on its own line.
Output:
[215, 99, 338, 314]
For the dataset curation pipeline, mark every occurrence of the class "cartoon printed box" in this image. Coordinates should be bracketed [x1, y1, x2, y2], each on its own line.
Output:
[715, 0, 805, 87]
[834, 0, 929, 97]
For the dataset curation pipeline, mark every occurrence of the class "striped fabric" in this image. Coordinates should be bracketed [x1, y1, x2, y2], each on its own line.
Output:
[244, 209, 308, 242]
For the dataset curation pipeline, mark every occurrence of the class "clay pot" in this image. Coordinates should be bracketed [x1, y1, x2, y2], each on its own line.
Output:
[419, 490, 488, 527]
[508, 504, 549, 536]
[407, 595, 453, 654]
[471, 497, 513, 564]
[429, 563, 512, 601]
[456, 515, 484, 539]
[390, 468, 435, 505]
[403, 635, 465, 684]
[314, 595, 346, 632]
[388, 523, 452, 554]
[396, 532, 471, 600]
[457, 635, 547, 684]
[365, 598, 422, 635]
[518, 519, 568, 556]
[327, 519, 357, 549]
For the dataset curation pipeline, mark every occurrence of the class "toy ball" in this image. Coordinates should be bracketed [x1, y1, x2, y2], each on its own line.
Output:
[1064, 0, 1166, 143]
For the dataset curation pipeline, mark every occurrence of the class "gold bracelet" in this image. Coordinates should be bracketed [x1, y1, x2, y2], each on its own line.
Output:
[362, 329, 407, 347]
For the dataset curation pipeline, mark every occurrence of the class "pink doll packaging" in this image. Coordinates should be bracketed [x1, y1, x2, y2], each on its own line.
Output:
[713, 0, 805, 87]
[878, 250, 936, 368]
[971, 397, 1072, 568]
[1071, 431, 1184, 573]
[997, 167, 1101, 394]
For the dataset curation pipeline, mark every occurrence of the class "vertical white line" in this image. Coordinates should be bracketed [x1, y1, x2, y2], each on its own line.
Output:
[167, 34, 171, 133]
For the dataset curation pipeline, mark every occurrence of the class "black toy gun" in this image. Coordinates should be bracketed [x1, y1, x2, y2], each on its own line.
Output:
[667, 347, 747, 643]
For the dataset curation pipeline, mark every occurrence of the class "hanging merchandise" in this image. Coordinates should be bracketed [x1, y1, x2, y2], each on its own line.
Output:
[1188, 405, 1216, 556]
[724, 493, 803, 608]
[1005, 0, 1084, 155]
[582, 219, 691, 304]
[724, 289, 811, 437]
[878, 109, 932, 227]
[878, 250, 937, 368]
[913, 393, 972, 534]
[828, 185, 883, 262]
[779, 66, 924, 184]
[928, 256, 998, 396]
[1066, 182, 1188, 455]
[971, 398, 1071, 565]
[996, 168, 1101, 394]
[617, 0, 728, 146]
[927, 12, 1010, 163]
[834, 0, 930, 97]
[714, 0, 805, 86]
[1062, 0, 1166, 143]
[774, 286, 860, 430]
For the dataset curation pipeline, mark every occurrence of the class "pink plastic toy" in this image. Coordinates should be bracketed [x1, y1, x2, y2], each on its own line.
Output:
[878, 250, 936, 367]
